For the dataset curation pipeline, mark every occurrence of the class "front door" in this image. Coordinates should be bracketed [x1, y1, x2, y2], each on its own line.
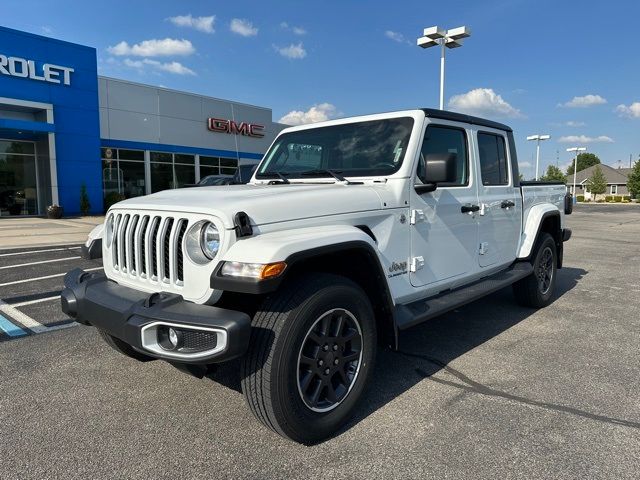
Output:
[410, 123, 480, 290]
[475, 130, 521, 268]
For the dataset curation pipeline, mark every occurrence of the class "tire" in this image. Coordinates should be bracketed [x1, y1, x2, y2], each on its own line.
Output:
[97, 329, 154, 362]
[240, 273, 377, 444]
[513, 232, 557, 308]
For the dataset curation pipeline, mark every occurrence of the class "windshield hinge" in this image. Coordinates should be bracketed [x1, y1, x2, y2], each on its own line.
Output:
[410, 209, 425, 225]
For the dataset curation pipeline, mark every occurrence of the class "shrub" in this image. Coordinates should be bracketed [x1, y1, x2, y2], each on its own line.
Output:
[614, 195, 623, 203]
[576, 195, 585, 202]
[104, 191, 125, 211]
[605, 195, 613, 202]
[622, 195, 631, 202]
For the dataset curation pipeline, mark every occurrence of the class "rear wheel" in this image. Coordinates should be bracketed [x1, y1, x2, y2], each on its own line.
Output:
[513, 232, 557, 308]
[240, 273, 376, 444]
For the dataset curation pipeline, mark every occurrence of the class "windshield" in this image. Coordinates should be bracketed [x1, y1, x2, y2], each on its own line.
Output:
[256, 117, 414, 179]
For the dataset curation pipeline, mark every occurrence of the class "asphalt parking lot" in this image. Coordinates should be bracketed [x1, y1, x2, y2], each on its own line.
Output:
[1, 204, 639, 479]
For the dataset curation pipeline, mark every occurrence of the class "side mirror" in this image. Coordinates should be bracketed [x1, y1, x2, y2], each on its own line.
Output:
[415, 153, 458, 194]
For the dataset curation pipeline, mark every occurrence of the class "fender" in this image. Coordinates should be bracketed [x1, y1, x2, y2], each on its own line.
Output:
[82, 223, 104, 260]
[517, 204, 561, 259]
[211, 225, 383, 294]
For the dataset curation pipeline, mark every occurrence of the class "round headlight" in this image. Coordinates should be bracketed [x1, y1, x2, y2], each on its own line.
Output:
[200, 222, 220, 259]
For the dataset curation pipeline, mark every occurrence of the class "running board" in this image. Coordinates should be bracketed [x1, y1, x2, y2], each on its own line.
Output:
[394, 262, 533, 331]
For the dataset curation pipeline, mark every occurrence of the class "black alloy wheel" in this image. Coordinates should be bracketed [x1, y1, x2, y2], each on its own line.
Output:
[297, 308, 363, 412]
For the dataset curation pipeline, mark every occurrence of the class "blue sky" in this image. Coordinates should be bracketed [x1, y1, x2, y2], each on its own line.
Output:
[4, 0, 639, 178]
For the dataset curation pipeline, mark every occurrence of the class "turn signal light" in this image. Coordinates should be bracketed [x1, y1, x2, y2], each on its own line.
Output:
[220, 261, 287, 279]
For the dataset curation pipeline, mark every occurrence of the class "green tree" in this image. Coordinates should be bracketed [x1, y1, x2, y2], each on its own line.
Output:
[627, 160, 640, 199]
[587, 165, 607, 200]
[80, 184, 91, 216]
[540, 165, 566, 182]
[566, 152, 601, 175]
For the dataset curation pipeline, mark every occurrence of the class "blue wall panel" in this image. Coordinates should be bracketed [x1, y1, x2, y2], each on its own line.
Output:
[0, 26, 101, 215]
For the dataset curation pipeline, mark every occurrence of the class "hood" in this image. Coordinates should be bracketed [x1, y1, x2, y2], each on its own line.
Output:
[113, 183, 384, 229]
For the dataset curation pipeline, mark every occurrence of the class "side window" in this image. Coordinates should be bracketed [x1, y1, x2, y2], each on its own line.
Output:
[417, 125, 468, 186]
[478, 133, 509, 186]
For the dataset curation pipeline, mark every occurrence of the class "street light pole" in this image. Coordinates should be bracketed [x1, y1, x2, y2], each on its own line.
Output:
[527, 134, 550, 180]
[418, 26, 471, 110]
[439, 39, 446, 110]
[567, 146, 586, 200]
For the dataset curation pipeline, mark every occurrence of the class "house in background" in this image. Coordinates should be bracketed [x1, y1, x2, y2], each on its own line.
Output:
[569, 164, 632, 199]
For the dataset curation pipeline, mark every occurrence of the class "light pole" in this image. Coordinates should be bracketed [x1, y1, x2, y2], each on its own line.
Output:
[417, 26, 471, 110]
[527, 134, 551, 180]
[567, 146, 586, 201]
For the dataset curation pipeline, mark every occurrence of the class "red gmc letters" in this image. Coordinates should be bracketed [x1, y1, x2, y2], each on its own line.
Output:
[207, 118, 265, 138]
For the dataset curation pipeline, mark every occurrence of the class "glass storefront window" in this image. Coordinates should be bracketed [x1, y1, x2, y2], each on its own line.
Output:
[151, 162, 173, 193]
[118, 149, 145, 161]
[0, 145, 38, 216]
[120, 161, 146, 197]
[150, 152, 172, 163]
[175, 153, 195, 165]
[0, 140, 35, 156]
[174, 163, 195, 187]
[200, 156, 219, 166]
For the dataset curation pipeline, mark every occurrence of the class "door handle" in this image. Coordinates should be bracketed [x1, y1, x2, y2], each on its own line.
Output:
[461, 204, 480, 214]
[501, 200, 515, 209]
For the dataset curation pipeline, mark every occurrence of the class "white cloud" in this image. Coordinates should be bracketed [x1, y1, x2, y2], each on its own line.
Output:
[519, 161, 532, 169]
[615, 102, 640, 118]
[230, 18, 258, 37]
[558, 94, 607, 108]
[557, 135, 613, 144]
[274, 42, 307, 59]
[124, 58, 195, 75]
[279, 103, 337, 125]
[108, 38, 195, 57]
[448, 88, 523, 118]
[550, 120, 587, 127]
[384, 30, 406, 43]
[280, 22, 306, 35]
[168, 14, 215, 33]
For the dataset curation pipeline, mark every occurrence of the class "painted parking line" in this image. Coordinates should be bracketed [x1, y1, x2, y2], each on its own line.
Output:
[0, 256, 81, 270]
[0, 266, 102, 288]
[0, 312, 28, 337]
[0, 246, 81, 257]
[11, 295, 61, 308]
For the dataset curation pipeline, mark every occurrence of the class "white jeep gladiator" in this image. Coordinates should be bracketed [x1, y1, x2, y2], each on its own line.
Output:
[62, 108, 572, 443]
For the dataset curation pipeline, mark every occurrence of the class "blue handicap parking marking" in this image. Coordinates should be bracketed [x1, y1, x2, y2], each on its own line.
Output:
[0, 313, 28, 337]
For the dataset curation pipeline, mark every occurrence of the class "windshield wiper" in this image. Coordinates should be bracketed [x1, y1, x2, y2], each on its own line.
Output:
[299, 169, 352, 183]
[260, 171, 290, 184]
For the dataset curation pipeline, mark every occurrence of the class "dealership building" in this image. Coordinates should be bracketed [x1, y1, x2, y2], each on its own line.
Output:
[0, 26, 285, 217]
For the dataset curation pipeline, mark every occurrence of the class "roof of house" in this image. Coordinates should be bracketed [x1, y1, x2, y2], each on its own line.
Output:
[576, 164, 630, 185]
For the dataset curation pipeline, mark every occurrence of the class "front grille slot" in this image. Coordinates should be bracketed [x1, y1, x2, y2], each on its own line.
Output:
[109, 212, 189, 289]
[176, 220, 188, 282]
[149, 218, 161, 279]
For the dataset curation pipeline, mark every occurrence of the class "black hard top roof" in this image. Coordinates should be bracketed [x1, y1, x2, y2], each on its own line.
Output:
[421, 108, 513, 132]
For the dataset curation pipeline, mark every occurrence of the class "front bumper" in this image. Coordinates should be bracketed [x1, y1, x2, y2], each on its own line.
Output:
[61, 269, 251, 364]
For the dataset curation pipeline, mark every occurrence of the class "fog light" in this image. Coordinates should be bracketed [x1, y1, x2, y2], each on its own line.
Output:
[158, 326, 183, 351]
[168, 328, 179, 348]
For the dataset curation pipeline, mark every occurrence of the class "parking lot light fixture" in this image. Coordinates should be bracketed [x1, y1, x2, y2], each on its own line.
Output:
[567, 146, 587, 199]
[527, 134, 551, 180]
[417, 25, 471, 110]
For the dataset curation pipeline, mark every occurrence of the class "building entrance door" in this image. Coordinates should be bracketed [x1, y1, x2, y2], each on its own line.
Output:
[0, 140, 38, 216]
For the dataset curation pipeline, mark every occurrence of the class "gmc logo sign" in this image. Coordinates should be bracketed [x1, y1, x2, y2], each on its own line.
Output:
[207, 118, 265, 138]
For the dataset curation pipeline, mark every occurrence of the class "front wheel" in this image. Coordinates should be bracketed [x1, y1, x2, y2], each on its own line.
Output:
[513, 232, 557, 308]
[240, 273, 376, 444]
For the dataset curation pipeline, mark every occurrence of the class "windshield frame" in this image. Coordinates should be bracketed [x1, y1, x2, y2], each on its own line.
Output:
[255, 115, 417, 181]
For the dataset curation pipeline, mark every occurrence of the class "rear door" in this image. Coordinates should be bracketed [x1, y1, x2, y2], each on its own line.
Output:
[474, 129, 522, 268]
[410, 122, 480, 290]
